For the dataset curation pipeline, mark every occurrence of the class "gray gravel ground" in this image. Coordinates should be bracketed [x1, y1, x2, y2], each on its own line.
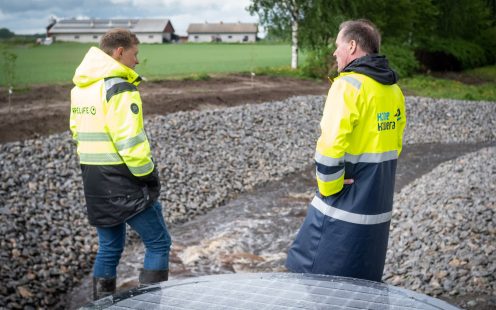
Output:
[0, 95, 495, 309]
[385, 146, 495, 308]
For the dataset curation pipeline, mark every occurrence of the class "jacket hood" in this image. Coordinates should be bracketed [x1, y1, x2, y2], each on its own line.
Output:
[342, 55, 398, 85]
[73, 47, 140, 87]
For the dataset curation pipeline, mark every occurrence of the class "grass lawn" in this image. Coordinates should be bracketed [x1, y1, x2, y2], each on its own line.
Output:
[464, 65, 496, 83]
[399, 66, 496, 101]
[0, 42, 298, 86]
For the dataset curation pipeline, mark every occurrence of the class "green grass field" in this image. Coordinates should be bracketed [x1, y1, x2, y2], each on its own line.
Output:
[1, 42, 495, 101]
[0, 42, 297, 86]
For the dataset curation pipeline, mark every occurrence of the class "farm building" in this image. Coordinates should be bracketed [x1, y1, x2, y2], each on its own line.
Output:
[48, 18, 175, 44]
[187, 22, 257, 43]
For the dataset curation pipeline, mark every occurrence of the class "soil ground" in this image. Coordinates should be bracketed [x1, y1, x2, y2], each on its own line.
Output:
[0, 74, 328, 144]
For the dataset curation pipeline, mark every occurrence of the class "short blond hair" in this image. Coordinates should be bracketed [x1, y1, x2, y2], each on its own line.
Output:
[100, 28, 140, 55]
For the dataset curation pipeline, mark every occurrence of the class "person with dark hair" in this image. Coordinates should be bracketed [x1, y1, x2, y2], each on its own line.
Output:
[286, 19, 406, 282]
[70, 28, 172, 300]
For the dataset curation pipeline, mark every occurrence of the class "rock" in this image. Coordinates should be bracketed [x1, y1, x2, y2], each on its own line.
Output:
[17, 286, 33, 298]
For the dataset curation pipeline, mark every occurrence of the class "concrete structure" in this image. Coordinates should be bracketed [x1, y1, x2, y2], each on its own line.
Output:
[48, 18, 175, 43]
[187, 22, 257, 43]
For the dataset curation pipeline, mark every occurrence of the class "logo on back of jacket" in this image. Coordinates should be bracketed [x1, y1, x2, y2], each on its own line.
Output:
[377, 108, 401, 131]
[72, 106, 96, 115]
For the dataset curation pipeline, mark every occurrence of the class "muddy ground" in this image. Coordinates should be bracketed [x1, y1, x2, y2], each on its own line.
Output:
[0, 74, 328, 143]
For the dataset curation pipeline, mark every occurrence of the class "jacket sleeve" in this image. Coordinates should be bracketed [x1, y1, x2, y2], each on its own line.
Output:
[315, 78, 359, 196]
[104, 85, 160, 193]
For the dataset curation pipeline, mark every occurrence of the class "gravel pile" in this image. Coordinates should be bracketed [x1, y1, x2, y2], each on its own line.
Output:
[403, 97, 496, 144]
[0, 95, 495, 308]
[0, 140, 94, 309]
[384, 147, 496, 299]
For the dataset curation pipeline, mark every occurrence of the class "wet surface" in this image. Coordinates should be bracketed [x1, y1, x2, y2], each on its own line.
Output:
[67, 142, 494, 309]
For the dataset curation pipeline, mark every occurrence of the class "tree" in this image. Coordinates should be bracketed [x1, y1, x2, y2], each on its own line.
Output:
[350, 0, 437, 46]
[0, 28, 15, 39]
[299, 0, 372, 50]
[489, 0, 496, 21]
[264, 24, 291, 42]
[249, 0, 306, 69]
[433, 0, 491, 39]
[250, 0, 495, 74]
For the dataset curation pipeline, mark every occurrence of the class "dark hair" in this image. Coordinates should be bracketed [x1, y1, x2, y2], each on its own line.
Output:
[339, 19, 381, 54]
[100, 28, 140, 55]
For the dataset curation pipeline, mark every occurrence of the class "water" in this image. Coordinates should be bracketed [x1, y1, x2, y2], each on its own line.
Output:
[67, 142, 493, 309]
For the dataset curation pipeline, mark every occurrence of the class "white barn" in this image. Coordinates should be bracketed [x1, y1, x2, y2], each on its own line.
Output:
[187, 22, 258, 43]
[48, 18, 175, 44]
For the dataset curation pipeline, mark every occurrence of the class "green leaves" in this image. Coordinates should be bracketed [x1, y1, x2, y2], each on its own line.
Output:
[1, 46, 17, 87]
[248, 0, 495, 73]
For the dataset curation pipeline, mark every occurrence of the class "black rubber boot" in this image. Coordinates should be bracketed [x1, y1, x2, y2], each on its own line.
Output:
[93, 277, 116, 301]
[138, 269, 169, 287]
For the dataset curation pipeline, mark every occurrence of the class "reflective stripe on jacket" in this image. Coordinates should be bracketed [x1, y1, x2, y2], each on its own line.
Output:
[70, 47, 160, 227]
[286, 71, 406, 281]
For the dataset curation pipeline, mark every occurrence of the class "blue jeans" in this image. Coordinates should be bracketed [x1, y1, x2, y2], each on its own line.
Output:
[93, 201, 172, 278]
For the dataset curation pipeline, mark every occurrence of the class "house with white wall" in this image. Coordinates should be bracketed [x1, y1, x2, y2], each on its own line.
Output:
[187, 22, 258, 43]
[48, 18, 175, 44]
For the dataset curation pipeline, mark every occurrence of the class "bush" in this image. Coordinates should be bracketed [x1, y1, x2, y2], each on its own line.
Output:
[0, 35, 42, 46]
[300, 45, 335, 79]
[416, 38, 488, 70]
[381, 43, 419, 78]
[300, 42, 419, 80]
[252, 66, 303, 78]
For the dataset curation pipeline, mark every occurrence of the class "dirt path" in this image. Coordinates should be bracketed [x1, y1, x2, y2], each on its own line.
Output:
[0, 74, 328, 143]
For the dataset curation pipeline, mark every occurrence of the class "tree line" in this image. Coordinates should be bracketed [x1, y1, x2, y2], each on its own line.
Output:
[249, 0, 496, 77]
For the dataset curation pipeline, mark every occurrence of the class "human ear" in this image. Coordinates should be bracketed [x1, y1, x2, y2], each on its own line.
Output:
[112, 47, 124, 60]
[349, 40, 357, 54]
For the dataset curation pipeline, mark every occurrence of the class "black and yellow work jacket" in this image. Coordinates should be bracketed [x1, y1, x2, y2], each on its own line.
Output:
[70, 47, 160, 227]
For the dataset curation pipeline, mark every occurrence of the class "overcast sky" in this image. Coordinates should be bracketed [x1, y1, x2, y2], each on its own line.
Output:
[0, 0, 260, 36]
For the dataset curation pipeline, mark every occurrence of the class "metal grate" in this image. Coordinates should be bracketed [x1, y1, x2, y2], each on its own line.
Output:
[84, 273, 459, 309]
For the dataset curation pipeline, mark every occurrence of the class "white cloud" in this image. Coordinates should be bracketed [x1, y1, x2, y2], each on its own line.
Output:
[110, 0, 132, 4]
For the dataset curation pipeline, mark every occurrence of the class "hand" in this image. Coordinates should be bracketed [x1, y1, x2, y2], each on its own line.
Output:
[344, 179, 354, 185]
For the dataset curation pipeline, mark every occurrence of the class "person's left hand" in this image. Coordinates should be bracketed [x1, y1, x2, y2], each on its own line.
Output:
[344, 179, 354, 185]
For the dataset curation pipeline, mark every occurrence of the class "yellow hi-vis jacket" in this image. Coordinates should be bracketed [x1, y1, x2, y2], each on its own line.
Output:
[70, 47, 160, 227]
[316, 72, 406, 196]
